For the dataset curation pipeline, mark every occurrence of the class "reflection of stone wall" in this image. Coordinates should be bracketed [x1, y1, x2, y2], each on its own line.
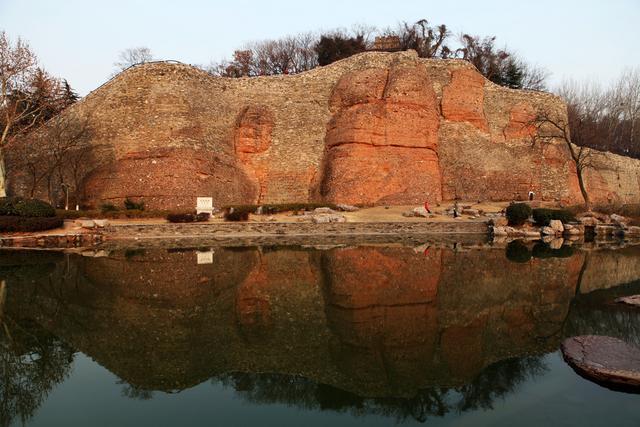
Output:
[10, 50, 638, 208]
[3, 243, 639, 399]
[579, 246, 640, 294]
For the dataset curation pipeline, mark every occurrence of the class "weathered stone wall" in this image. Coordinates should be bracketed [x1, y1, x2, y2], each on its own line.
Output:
[6, 51, 639, 209]
[582, 149, 640, 207]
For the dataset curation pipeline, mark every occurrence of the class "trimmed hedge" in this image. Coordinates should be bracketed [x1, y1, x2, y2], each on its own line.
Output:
[0, 216, 63, 232]
[100, 203, 118, 213]
[224, 209, 249, 222]
[166, 211, 210, 223]
[57, 209, 169, 219]
[124, 198, 145, 211]
[0, 197, 56, 217]
[506, 203, 532, 226]
[532, 208, 576, 226]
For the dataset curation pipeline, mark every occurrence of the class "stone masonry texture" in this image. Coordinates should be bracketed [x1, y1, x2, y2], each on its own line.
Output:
[6, 50, 640, 209]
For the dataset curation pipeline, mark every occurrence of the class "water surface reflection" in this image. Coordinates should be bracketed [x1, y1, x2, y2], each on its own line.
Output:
[1, 242, 640, 425]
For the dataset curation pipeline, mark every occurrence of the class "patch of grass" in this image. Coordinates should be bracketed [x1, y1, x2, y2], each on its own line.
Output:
[124, 198, 145, 211]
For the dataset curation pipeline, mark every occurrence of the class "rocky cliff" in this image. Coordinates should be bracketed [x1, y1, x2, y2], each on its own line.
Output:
[7, 50, 640, 209]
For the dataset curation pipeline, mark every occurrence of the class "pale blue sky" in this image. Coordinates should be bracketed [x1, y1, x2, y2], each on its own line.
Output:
[1, 0, 638, 95]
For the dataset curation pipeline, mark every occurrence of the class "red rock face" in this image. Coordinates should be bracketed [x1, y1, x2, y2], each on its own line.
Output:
[82, 147, 255, 210]
[442, 68, 489, 132]
[234, 105, 275, 204]
[504, 102, 537, 139]
[8, 54, 630, 209]
[320, 63, 442, 205]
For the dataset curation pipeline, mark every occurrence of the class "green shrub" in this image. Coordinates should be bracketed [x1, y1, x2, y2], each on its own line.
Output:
[0, 197, 55, 217]
[124, 198, 145, 211]
[532, 208, 576, 226]
[100, 203, 118, 213]
[166, 211, 210, 223]
[0, 197, 19, 216]
[0, 216, 63, 232]
[14, 199, 56, 217]
[224, 209, 249, 222]
[506, 203, 532, 226]
[505, 240, 532, 263]
[57, 209, 169, 220]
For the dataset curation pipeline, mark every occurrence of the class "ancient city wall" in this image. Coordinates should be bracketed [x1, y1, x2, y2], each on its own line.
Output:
[6, 50, 640, 209]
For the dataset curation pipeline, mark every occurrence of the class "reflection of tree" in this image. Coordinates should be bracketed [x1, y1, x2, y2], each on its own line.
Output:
[455, 356, 547, 412]
[0, 317, 74, 427]
[215, 356, 547, 423]
[118, 380, 154, 400]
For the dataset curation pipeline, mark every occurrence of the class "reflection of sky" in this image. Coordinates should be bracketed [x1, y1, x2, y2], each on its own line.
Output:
[22, 352, 640, 427]
[0, 0, 638, 95]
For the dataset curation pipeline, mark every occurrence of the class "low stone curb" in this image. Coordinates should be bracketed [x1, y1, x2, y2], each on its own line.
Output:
[104, 221, 490, 240]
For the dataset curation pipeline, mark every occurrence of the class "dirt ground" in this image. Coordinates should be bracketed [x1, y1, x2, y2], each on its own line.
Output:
[89, 200, 563, 226]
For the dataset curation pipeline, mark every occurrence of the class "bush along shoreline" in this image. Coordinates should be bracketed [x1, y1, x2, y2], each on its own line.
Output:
[493, 202, 640, 240]
[0, 197, 63, 232]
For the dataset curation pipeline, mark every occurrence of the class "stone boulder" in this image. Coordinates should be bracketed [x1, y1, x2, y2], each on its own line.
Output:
[578, 216, 600, 227]
[562, 335, 640, 390]
[563, 223, 584, 236]
[336, 204, 359, 212]
[462, 208, 480, 216]
[611, 214, 630, 229]
[541, 226, 555, 236]
[615, 295, 640, 307]
[549, 219, 564, 234]
[624, 226, 640, 237]
[78, 220, 96, 229]
[312, 214, 346, 224]
[595, 225, 621, 236]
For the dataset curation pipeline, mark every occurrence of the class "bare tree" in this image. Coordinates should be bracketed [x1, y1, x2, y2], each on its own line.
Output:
[6, 113, 92, 205]
[113, 47, 153, 72]
[530, 109, 594, 208]
[209, 33, 319, 77]
[383, 19, 451, 58]
[556, 69, 640, 159]
[0, 31, 39, 197]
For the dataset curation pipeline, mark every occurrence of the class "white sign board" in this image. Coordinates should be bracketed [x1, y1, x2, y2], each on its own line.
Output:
[197, 250, 214, 265]
[196, 197, 213, 215]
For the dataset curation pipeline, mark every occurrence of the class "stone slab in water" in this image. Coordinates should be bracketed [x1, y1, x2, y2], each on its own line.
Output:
[562, 335, 640, 390]
[615, 295, 640, 307]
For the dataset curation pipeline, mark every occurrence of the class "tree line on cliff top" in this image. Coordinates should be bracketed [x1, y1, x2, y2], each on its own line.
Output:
[204, 19, 548, 91]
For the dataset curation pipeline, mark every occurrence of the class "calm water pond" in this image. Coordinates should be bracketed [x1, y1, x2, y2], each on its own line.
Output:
[1, 241, 640, 426]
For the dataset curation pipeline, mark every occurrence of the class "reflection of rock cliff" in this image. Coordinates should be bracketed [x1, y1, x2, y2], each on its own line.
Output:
[4, 243, 625, 400]
[7, 51, 639, 208]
